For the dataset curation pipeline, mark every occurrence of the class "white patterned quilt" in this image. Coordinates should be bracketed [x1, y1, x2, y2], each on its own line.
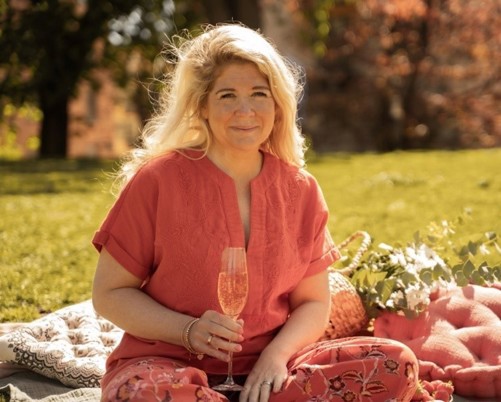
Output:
[0, 301, 123, 388]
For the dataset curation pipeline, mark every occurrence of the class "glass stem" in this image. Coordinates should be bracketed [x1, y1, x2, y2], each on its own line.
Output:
[226, 351, 235, 384]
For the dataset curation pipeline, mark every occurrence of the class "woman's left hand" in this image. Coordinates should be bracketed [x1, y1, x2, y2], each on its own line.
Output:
[239, 347, 288, 402]
[240, 269, 331, 401]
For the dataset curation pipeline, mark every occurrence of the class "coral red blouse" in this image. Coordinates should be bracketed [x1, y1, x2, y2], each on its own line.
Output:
[93, 149, 339, 376]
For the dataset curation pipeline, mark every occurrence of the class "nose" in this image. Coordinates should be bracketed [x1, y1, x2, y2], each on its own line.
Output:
[235, 98, 255, 115]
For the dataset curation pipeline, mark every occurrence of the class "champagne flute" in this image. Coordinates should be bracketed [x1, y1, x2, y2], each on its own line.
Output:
[212, 247, 249, 392]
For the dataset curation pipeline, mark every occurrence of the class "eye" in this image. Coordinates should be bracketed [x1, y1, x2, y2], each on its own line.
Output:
[219, 92, 236, 99]
[253, 90, 271, 98]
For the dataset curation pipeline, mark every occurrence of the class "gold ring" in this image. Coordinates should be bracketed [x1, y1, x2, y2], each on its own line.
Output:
[207, 334, 214, 345]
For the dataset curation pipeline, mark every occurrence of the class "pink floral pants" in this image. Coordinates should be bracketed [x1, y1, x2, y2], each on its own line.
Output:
[101, 337, 418, 402]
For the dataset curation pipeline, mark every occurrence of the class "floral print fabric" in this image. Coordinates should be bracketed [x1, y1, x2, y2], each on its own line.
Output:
[101, 337, 418, 402]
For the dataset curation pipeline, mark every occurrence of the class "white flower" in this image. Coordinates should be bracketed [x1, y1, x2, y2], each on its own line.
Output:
[378, 243, 394, 251]
[405, 283, 431, 311]
[440, 220, 455, 236]
[388, 290, 405, 308]
[479, 244, 490, 255]
[430, 277, 457, 293]
[419, 243, 446, 267]
[403, 243, 446, 273]
[405, 263, 419, 275]
[389, 250, 407, 267]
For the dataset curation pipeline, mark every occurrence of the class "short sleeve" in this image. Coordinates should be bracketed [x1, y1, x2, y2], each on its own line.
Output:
[92, 166, 159, 280]
[304, 178, 341, 277]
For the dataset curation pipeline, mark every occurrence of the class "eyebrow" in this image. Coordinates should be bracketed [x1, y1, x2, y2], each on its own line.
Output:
[215, 85, 271, 95]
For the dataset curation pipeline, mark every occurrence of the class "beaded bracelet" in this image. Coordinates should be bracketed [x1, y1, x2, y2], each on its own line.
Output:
[182, 318, 204, 360]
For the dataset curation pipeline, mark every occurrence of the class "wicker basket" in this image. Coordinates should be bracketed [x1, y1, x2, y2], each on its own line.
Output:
[320, 231, 372, 340]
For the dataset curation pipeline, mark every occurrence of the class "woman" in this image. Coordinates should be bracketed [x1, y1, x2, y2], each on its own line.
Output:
[92, 24, 418, 402]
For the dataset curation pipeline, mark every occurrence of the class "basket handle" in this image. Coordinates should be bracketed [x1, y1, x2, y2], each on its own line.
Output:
[336, 231, 372, 276]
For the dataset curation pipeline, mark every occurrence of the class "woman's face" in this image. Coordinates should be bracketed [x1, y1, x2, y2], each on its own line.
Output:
[202, 61, 276, 155]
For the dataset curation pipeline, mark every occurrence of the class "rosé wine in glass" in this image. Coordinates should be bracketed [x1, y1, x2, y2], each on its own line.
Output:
[213, 247, 248, 392]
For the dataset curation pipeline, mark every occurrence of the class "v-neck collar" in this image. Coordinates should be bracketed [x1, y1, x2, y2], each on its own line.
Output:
[184, 148, 278, 250]
[184, 148, 277, 190]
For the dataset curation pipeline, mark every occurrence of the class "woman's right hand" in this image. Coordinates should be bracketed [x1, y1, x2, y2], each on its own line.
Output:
[93, 249, 244, 361]
[189, 310, 244, 361]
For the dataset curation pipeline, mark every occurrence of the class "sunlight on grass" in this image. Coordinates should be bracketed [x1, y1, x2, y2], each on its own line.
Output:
[0, 149, 499, 322]
[0, 160, 116, 322]
[308, 149, 501, 246]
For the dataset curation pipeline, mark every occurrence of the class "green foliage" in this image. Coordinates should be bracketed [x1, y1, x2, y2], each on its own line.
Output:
[344, 214, 500, 318]
[0, 103, 41, 159]
[0, 149, 500, 322]
[298, 0, 358, 57]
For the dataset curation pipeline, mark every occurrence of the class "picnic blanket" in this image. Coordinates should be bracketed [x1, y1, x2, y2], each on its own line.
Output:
[0, 371, 101, 402]
[0, 285, 500, 401]
[0, 301, 123, 389]
[374, 284, 501, 399]
[0, 301, 122, 401]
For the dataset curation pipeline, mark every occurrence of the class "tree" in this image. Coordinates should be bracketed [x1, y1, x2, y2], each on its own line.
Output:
[295, 0, 501, 151]
[0, 0, 174, 158]
[0, 0, 262, 158]
[200, 0, 261, 29]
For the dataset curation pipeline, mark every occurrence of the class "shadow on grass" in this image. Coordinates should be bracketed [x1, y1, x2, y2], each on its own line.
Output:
[0, 158, 117, 173]
[0, 158, 118, 195]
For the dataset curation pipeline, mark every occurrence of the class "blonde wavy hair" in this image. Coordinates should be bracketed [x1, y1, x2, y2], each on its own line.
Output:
[117, 23, 306, 189]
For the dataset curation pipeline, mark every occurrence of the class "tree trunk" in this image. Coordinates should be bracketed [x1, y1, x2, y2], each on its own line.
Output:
[202, 0, 261, 29]
[38, 90, 69, 158]
[402, 0, 432, 149]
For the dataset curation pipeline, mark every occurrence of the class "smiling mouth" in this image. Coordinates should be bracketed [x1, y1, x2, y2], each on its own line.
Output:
[233, 126, 258, 131]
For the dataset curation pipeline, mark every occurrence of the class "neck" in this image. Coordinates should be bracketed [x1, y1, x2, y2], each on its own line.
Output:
[207, 149, 263, 182]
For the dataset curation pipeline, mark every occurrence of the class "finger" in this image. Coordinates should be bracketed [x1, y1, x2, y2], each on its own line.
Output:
[271, 375, 287, 393]
[208, 347, 232, 362]
[206, 333, 214, 347]
[239, 385, 250, 402]
[198, 336, 229, 361]
[259, 381, 272, 402]
[217, 316, 244, 336]
[208, 335, 242, 354]
[202, 311, 244, 341]
[247, 383, 261, 402]
[199, 310, 232, 330]
[213, 323, 244, 343]
[204, 310, 243, 329]
[241, 373, 265, 402]
[198, 335, 242, 363]
[192, 313, 243, 353]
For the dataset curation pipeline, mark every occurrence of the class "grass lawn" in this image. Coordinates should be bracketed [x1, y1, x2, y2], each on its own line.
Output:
[308, 148, 501, 245]
[1, 149, 500, 322]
